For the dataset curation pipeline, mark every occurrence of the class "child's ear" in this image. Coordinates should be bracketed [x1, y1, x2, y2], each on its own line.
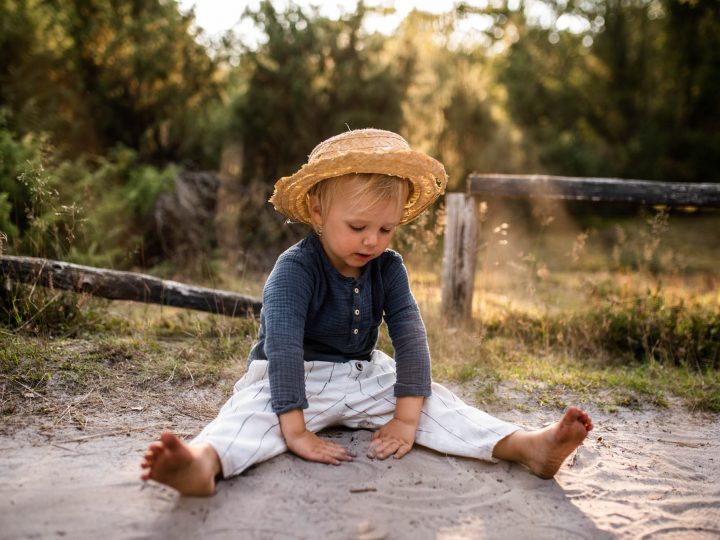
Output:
[309, 195, 323, 227]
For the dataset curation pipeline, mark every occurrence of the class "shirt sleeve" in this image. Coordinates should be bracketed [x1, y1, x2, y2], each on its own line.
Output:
[262, 252, 314, 414]
[382, 254, 432, 398]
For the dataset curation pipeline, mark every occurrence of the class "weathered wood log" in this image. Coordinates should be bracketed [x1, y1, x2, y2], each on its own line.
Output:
[468, 174, 720, 206]
[441, 193, 479, 321]
[0, 256, 262, 317]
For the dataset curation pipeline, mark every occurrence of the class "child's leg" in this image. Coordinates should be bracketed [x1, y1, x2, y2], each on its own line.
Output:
[141, 360, 286, 496]
[416, 383, 592, 477]
[142, 359, 352, 495]
[340, 351, 517, 453]
[341, 351, 592, 478]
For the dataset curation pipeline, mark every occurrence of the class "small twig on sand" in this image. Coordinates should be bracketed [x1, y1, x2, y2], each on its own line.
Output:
[50, 443, 89, 455]
[657, 439, 704, 448]
[58, 426, 152, 444]
[55, 424, 191, 444]
[568, 450, 578, 468]
[349, 486, 377, 494]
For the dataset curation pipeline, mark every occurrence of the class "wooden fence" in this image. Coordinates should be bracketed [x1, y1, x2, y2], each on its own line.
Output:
[441, 174, 720, 321]
[4, 174, 719, 322]
[0, 256, 262, 317]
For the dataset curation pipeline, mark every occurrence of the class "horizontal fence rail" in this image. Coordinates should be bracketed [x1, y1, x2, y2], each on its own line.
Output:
[468, 174, 720, 207]
[443, 174, 720, 320]
[1, 255, 262, 317]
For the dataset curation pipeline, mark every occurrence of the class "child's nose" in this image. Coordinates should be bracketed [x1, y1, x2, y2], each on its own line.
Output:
[363, 233, 378, 247]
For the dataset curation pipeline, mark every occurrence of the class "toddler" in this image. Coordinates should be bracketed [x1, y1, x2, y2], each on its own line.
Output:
[140, 128, 593, 496]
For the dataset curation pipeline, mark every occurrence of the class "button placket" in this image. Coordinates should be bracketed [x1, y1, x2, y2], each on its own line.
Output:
[351, 285, 361, 340]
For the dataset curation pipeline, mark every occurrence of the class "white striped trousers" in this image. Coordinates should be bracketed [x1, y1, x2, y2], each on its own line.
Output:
[192, 350, 519, 478]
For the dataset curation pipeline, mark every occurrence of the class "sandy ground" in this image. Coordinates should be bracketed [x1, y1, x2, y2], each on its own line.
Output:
[1, 398, 719, 540]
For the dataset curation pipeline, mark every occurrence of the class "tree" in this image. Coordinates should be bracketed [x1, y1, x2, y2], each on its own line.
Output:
[0, 0, 223, 166]
[389, 8, 536, 188]
[230, 1, 410, 187]
[217, 1, 412, 262]
[499, 0, 720, 182]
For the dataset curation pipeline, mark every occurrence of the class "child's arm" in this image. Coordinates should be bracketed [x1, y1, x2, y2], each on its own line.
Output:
[279, 409, 354, 465]
[368, 396, 424, 460]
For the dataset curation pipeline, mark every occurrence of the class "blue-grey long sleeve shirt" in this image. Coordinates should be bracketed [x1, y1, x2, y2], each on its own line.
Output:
[248, 233, 432, 414]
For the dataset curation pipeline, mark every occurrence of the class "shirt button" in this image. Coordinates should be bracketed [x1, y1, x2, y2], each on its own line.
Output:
[353, 328, 359, 335]
[354, 287, 360, 294]
[354, 309, 360, 316]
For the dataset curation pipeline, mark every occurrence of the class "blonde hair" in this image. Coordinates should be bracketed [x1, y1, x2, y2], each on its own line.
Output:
[308, 173, 411, 230]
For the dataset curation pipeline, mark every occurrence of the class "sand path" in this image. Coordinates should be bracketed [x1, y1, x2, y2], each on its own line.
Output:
[1, 405, 718, 539]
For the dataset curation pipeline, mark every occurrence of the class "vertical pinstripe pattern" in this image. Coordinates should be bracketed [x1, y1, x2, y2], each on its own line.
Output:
[192, 351, 519, 478]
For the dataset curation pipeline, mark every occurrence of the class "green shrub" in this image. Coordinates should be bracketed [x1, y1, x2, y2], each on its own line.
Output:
[1, 120, 181, 332]
[486, 290, 720, 371]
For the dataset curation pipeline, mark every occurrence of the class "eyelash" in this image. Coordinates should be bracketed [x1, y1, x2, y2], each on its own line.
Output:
[349, 225, 392, 234]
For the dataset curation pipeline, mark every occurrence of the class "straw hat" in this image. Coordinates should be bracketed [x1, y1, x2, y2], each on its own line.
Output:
[269, 128, 448, 225]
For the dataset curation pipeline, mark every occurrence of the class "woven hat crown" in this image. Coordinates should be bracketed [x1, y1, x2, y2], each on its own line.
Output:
[270, 128, 447, 225]
[308, 129, 410, 162]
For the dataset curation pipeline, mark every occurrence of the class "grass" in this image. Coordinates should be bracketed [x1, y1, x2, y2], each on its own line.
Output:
[1, 209, 719, 420]
[0, 302, 259, 421]
[403, 209, 720, 412]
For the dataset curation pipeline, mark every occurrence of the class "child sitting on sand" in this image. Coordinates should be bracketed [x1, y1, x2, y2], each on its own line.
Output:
[140, 128, 593, 496]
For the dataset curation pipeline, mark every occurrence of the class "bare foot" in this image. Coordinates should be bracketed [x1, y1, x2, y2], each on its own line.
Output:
[493, 407, 593, 479]
[140, 432, 221, 496]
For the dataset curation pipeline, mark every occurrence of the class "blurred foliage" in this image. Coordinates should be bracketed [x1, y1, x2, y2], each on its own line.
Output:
[0, 116, 81, 259]
[232, 1, 410, 185]
[0, 0, 719, 271]
[0, 0, 223, 167]
[222, 2, 413, 256]
[0, 115, 176, 267]
[486, 288, 720, 371]
[500, 0, 720, 181]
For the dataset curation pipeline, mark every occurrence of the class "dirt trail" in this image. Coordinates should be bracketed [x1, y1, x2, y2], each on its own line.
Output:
[1, 403, 718, 539]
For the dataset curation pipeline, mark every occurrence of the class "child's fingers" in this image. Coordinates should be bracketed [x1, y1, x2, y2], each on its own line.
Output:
[366, 437, 382, 456]
[318, 441, 353, 463]
[367, 437, 398, 459]
[323, 440, 354, 457]
[305, 446, 339, 465]
[393, 443, 412, 460]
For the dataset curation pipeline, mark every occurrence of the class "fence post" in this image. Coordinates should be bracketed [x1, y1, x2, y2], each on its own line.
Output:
[441, 193, 479, 321]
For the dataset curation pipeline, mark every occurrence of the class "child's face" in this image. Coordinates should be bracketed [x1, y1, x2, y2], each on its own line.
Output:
[312, 182, 404, 279]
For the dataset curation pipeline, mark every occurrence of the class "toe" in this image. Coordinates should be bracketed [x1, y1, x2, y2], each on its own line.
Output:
[160, 432, 182, 449]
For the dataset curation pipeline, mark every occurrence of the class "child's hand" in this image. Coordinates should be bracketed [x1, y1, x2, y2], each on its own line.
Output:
[285, 430, 354, 465]
[279, 408, 354, 465]
[368, 418, 416, 460]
